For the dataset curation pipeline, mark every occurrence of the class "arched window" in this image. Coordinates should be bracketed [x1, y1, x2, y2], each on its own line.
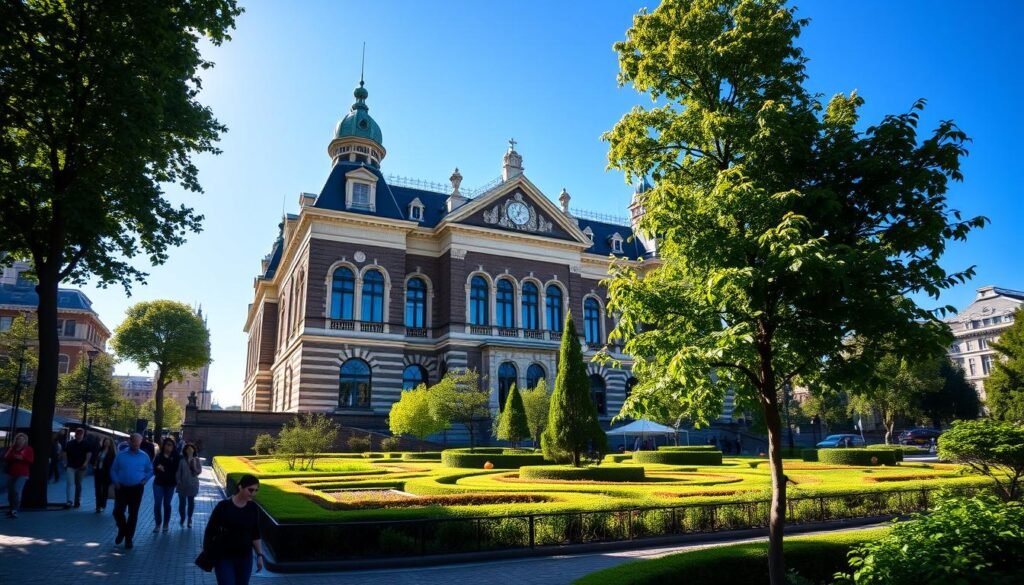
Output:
[521, 282, 539, 330]
[497, 362, 518, 410]
[405, 277, 427, 328]
[589, 374, 607, 416]
[584, 298, 602, 345]
[339, 358, 371, 408]
[496, 279, 515, 328]
[526, 364, 546, 390]
[331, 267, 355, 320]
[402, 364, 428, 390]
[545, 285, 563, 332]
[470, 275, 489, 325]
[361, 270, 385, 323]
[625, 377, 638, 399]
[58, 354, 70, 374]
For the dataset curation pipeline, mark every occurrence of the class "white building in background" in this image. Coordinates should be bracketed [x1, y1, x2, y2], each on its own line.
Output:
[945, 286, 1023, 402]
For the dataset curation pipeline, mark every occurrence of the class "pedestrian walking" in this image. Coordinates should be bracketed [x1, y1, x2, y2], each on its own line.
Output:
[93, 437, 117, 513]
[63, 428, 92, 508]
[202, 474, 265, 584]
[152, 437, 180, 532]
[48, 433, 63, 483]
[140, 433, 156, 460]
[176, 443, 201, 528]
[4, 433, 34, 518]
[110, 433, 153, 550]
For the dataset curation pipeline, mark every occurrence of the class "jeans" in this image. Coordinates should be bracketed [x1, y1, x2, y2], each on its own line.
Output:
[152, 483, 174, 526]
[6, 476, 28, 512]
[113, 484, 144, 540]
[94, 471, 111, 511]
[214, 554, 253, 585]
[65, 466, 86, 505]
[178, 492, 195, 523]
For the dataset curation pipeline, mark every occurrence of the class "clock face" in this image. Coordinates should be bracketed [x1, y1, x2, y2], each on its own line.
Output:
[507, 201, 530, 225]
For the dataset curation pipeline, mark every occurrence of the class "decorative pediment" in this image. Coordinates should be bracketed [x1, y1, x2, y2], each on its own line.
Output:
[480, 192, 554, 234]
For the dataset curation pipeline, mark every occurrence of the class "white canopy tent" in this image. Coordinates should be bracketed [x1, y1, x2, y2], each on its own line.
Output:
[0, 406, 65, 433]
[606, 419, 680, 450]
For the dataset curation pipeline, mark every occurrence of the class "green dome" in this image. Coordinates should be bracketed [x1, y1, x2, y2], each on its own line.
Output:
[334, 81, 382, 145]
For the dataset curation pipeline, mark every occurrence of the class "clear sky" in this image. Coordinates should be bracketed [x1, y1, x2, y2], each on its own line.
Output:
[80, 0, 1024, 407]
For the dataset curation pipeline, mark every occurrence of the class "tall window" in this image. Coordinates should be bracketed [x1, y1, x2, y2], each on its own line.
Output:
[589, 374, 607, 415]
[58, 354, 70, 375]
[352, 182, 370, 206]
[982, 355, 993, 375]
[498, 362, 518, 410]
[331, 267, 355, 319]
[496, 279, 515, 328]
[339, 358, 371, 408]
[526, 364, 545, 389]
[625, 377, 638, 399]
[361, 270, 385, 322]
[546, 285, 563, 332]
[470, 276, 489, 325]
[522, 282, 539, 330]
[583, 298, 601, 345]
[405, 277, 427, 328]
[285, 367, 293, 411]
[402, 364, 428, 390]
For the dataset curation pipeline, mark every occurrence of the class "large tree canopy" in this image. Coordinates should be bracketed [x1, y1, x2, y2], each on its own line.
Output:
[987, 309, 1024, 422]
[603, 1, 984, 582]
[0, 0, 240, 507]
[57, 352, 119, 424]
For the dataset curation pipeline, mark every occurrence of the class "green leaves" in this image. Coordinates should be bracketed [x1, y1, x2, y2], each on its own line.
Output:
[939, 419, 1024, 501]
[986, 308, 1024, 422]
[388, 384, 447, 442]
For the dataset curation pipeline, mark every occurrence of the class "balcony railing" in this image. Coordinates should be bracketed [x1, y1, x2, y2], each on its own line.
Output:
[406, 327, 429, 338]
[329, 320, 355, 331]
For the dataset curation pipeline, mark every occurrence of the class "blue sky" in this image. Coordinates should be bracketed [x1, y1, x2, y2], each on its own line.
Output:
[81, 0, 1023, 406]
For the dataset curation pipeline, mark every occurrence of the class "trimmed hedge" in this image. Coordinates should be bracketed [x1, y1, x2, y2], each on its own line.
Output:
[441, 448, 546, 469]
[817, 448, 898, 466]
[865, 445, 905, 462]
[633, 450, 723, 466]
[801, 449, 819, 462]
[573, 528, 888, 585]
[657, 445, 719, 452]
[604, 454, 633, 463]
[519, 465, 646, 482]
[401, 452, 442, 461]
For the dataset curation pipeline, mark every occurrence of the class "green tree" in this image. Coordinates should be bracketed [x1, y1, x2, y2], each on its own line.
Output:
[938, 419, 1024, 502]
[542, 313, 606, 466]
[0, 314, 38, 406]
[521, 378, 551, 447]
[388, 384, 447, 446]
[112, 301, 210, 435]
[798, 384, 850, 435]
[987, 309, 1024, 422]
[105, 398, 140, 434]
[603, 2, 984, 581]
[0, 0, 241, 507]
[496, 384, 530, 447]
[848, 352, 941, 444]
[920, 358, 981, 427]
[275, 413, 339, 470]
[56, 352, 118, 425]
[429, 369, 490, 451]
[140, 397, 183, 432]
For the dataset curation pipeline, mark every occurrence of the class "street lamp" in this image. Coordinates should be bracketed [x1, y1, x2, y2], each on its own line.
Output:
[81, 350, 99, 427]
[4, 324, 31, 448]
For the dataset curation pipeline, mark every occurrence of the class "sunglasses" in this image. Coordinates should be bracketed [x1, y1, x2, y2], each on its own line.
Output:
[246, 487, 259, 494]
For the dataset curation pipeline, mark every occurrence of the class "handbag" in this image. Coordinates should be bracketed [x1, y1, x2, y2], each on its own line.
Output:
[194, 550, 214, 572]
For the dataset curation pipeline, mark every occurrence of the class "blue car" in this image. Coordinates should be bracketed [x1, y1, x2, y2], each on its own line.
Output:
[816, 434, 865, 448]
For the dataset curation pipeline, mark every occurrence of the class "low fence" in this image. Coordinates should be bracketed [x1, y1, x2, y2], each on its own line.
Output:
[259, 485, 979, 564]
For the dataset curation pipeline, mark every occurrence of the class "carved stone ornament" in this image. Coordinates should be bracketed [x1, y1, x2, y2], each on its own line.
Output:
[482, 192, 553, 233]
[451, 248, 467, 260]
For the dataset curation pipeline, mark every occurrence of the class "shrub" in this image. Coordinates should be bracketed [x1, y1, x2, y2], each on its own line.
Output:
[275, 413, 341, 470]
[604, 453, 633, 463]
[657, 445, 719, 452]
[817, 449, 897, 466]
[801, 449, 819, 462]
[836, 495, 1024, 584]
[252, 433, 276, 455]
[865, 445, 904, 462]
[519, 465, 646, 482]
[441, 448, 546, 469]
[347, 435, 372, 453]
[401, 451, 442, 461]
[633, 450, 723, 466]
[939, 419, 1024, 501]
[380, 436, 402, 452]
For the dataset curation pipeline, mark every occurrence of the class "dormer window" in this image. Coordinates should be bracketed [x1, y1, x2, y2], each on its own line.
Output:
[353, 183, 370, 206]
[408, 197, 425, 222]
[344, 167, 378, 211]
[583, 227, 594, 243]
[610, 232, 624, 254]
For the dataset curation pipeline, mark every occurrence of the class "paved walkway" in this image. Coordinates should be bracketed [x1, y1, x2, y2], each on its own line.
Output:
[1, 467, 877, 585]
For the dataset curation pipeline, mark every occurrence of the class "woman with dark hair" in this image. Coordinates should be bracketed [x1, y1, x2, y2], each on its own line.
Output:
[203, 474, 264, 584]
[151, 437, 179, 532]
[176, 442, 201, 527]
[93, 437, 117, 513]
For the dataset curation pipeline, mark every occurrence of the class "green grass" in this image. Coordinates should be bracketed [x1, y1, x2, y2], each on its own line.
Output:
[572, 527, 890, 585]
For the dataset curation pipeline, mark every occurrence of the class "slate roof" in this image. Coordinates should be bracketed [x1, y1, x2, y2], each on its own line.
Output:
[0, 284, 97, 312]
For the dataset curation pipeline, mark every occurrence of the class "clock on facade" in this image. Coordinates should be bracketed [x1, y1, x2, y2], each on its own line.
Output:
[507, 201, 530, 225]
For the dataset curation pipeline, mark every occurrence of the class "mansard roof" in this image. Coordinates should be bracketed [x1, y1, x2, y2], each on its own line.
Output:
[0, 284, 98, 313]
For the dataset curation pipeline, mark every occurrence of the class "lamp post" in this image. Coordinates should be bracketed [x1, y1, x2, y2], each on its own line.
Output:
[5, 328, 30, 448]
[81, 350, 99, 427]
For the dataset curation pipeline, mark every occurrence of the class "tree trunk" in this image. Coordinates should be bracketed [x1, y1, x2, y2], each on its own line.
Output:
[764, 400, 787, 585]
[884, 417, 894, 445]
[154, 370, 167, 438]
[24, 268, 61, 508]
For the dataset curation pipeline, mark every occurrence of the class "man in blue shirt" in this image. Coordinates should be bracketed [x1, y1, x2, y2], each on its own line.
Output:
[110, 433, 153, 550]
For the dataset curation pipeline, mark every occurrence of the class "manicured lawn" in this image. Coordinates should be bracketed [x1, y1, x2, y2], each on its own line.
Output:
[213, 453, 990, 524]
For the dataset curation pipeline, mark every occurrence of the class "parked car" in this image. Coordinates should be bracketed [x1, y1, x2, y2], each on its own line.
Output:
[898, 428, 943, 446]
[816, 434, 866, 448]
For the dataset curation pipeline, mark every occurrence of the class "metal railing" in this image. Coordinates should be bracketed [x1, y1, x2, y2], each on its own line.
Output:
[259, 485, 980, 564]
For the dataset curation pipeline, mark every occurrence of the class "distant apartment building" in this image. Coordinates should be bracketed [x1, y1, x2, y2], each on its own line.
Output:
[163, 364, 213, 411]
[115, 375, 154, 406]
[945, 285, 1023, 402]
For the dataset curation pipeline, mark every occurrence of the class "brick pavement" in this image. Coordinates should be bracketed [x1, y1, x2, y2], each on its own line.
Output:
[2, 467, 880, 585]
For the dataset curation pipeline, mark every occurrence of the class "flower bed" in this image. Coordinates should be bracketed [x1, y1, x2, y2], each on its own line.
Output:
[519, 465, 646, 482]
[633, 450, 723, 466]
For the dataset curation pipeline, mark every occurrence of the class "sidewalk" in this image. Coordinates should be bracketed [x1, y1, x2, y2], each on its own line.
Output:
[2, 467, 881, 585]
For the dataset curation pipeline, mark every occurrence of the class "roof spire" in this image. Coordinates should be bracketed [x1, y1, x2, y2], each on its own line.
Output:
[360, 42, 366, 86]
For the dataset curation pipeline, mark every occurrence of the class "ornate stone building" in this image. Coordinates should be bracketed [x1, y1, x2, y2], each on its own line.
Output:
[945, 285, 1023, 401]
[241, 79, 656, 429]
